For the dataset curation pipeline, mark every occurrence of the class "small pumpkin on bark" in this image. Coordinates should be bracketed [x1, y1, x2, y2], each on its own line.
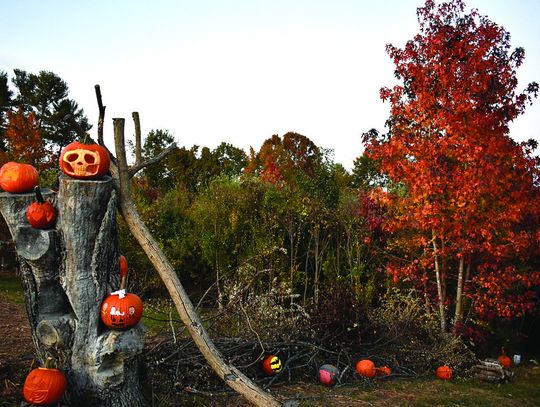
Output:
[27, 186, 57, 229]
[0, 161, 39, 193]
[101, 257, 143, 330]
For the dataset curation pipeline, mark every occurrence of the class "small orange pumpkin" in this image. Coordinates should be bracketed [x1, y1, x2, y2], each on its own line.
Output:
[101, 291, 143, 330]
[262, 355, 283, 375]
[376, 366, 392, 376]
[356, 359, 376, 378]
[23, 357, 67, 406]
[436, 365, 452, 380]
[27, 187, 57, 229]
[0, 162, 39, 193]
[59, 141, 110, 179]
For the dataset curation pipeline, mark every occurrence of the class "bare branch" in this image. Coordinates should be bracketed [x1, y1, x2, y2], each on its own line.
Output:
[132, 112, 142, 165]
[128, 142, 177, 178]
[95, 85, 106, 146]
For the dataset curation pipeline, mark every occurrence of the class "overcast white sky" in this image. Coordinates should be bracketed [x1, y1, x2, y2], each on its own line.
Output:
[1, 0, 539, 169]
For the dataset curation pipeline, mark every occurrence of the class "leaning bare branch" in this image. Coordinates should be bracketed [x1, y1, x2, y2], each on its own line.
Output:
[128, 142, 178, 178]
[94, 85, 106, 146]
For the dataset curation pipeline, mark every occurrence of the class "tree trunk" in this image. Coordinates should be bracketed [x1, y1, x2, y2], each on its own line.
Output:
[453, 256, 465, 327]
[432, 230, 446, 332]
[0, 178, 145, 407]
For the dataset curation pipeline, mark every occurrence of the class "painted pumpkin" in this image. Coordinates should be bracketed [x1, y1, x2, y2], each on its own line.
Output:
[376, 366, 392, 376]
[436, 365, 452, 380]
[23, 358, 67, 406]
[27, 186, 57, 229]
[59, 141, 110, 179]
[355, 359, 376, 378]
[262, 355, 283, 375]
[101, 290, 143, 330]
[318, 364, 339, 386]
[120, 255, 129, 281]
[0, 162, 39, 193]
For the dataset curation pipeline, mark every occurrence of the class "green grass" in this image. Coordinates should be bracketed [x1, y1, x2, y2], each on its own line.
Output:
[288, 366, 540, 407]
[0, 273, 24, 303]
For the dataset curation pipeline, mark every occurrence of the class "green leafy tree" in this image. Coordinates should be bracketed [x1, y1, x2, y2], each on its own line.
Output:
[11, 69, 91, 155]
[0, 71, 13, 154]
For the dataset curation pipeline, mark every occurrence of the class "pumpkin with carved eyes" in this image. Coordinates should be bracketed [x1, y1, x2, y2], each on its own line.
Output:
[59, 141, 110, 179]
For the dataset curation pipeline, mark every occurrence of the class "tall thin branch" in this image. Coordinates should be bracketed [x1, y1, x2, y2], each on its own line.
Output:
[132, 112, 142, 165]
[95, 85, 106, 146]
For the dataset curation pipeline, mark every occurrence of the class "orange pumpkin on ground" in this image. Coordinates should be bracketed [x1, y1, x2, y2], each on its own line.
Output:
[59, 141, 110, 179]
[436, 365, 452, 380]
[498, 347, 512, 368]
[27, 186, 57, 229]
[262, 355, 283, 375]
[356, 359, 376, 378]
[376, 366, 392, 376]
[23, 357, 67, 406]
[0, 162, 39, 193]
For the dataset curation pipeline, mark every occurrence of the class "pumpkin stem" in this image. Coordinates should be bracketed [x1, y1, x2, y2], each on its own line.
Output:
[120, 275, 127, 291]
[44, 356, 53, 369]
[34, 186, 45, 203]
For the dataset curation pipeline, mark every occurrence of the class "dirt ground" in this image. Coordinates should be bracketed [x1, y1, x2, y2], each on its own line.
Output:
[0, 294, 34, 406]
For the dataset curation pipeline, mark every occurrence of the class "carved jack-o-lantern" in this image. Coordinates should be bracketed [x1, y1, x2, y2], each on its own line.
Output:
[59, 141, 110, 179]
[101, 290, 143, 330]
[23, 358, 67, 406]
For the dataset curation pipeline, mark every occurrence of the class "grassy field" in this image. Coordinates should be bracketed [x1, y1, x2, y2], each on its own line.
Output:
[0, 273, 24, 303]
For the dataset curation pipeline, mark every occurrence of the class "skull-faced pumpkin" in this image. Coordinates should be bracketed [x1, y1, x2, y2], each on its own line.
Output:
[101, 290, 143, 330]
[59, 141, 110, 179]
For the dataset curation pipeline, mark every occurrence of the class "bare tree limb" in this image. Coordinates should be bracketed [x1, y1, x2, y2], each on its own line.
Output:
[132, 112, 142, 165]
[128, 142, 177, 179]
[113, 118, 281, 407]
[95, 85, 106, 146]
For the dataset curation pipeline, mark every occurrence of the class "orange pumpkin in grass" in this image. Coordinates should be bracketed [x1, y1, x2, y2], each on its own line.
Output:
[355, 359, 376, 378]
[436, 365, 452, 380]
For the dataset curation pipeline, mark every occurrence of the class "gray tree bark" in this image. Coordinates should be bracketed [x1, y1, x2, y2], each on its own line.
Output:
[0, 176, 145, 407]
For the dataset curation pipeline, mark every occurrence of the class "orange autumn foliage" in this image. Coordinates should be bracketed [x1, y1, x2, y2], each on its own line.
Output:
[363, 0, 540, 325]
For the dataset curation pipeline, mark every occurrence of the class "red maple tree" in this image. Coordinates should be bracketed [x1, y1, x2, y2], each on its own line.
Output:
[3, 106, 48, 170]
[363, 0, 540, 331]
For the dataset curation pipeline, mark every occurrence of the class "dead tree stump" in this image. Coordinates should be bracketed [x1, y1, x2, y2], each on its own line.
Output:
[0, 175, 145, 407]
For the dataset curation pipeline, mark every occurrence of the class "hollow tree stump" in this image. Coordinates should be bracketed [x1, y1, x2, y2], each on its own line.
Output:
[0, 175, 145, 407]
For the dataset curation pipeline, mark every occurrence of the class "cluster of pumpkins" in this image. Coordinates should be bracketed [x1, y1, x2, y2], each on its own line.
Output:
[263, 348, 516, 387]
[264, 354, 522, 386]
[1, 141, 144, 406]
